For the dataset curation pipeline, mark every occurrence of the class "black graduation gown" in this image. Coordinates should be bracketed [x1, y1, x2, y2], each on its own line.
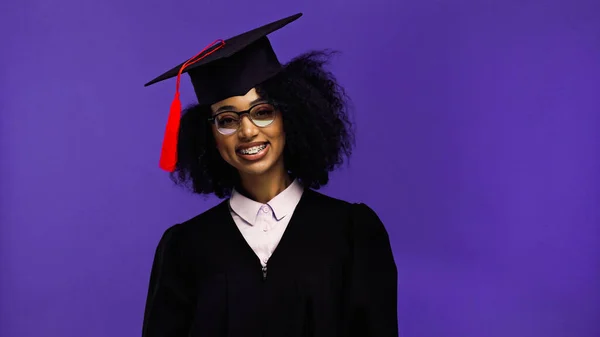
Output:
[141, 189, 398, 337]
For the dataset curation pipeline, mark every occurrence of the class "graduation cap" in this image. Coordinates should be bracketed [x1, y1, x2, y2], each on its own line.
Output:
[145, 13, 303, 172]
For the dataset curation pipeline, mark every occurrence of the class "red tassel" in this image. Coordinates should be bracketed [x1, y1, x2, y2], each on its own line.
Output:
[158, 39, 225, 172]
[158, 92, 182, 172]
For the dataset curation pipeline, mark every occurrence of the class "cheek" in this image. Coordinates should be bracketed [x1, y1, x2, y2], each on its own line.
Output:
[215, 139, 229, 155]
[211, 133, 226, 154]
[212, 130, 227, 151]
[270, 119, 286, 141]
[213, 137, 222, 150]
[213, 135, 237, 162]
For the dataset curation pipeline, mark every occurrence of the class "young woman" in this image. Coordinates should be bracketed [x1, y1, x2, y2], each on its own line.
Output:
[141, 13, 398, 337]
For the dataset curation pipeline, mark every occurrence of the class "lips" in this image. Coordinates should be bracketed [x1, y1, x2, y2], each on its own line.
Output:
[236, 142, 270, 161]
[236, 142, 269, 153]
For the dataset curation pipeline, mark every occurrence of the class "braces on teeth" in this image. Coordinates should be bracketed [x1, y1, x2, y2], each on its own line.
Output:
[240, 144, 266, 155]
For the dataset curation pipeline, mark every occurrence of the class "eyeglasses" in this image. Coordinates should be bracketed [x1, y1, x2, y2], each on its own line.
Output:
[208, 102, 278, 135]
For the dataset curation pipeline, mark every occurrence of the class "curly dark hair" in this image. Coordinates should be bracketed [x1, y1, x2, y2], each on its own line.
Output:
[171, 50, 355, 199]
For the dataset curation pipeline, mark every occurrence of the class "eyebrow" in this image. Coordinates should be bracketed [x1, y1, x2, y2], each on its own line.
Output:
[213, 98, 269, 114]
[214, 105, 237, 113]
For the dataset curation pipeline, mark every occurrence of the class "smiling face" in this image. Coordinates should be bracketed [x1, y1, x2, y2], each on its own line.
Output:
[210, 88, 286, 181]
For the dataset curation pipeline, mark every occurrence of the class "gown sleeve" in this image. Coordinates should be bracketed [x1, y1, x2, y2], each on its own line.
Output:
[348, 203, 399, 337]
[141, 225, 195, 337]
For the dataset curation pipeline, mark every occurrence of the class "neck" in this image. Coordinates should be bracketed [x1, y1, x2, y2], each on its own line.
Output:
[238, 168, 292, 204]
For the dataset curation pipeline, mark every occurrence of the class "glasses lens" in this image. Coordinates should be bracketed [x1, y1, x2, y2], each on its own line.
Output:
[213, 104, 277, 135]
[250, 104, 276, 127]
[215, 112, 239, 135]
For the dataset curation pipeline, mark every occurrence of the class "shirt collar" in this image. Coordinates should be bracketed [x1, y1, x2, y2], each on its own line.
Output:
[229, 179, 304, 225]
[268, 179, 304, 221]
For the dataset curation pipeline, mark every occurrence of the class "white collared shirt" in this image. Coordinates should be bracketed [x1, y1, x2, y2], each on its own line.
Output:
[229, 179, 304, 267]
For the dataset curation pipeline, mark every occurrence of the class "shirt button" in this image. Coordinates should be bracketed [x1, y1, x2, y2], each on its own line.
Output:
[262, 206, 269, 213]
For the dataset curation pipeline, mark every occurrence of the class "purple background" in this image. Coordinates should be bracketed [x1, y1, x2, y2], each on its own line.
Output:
[1, 0, 599, 336]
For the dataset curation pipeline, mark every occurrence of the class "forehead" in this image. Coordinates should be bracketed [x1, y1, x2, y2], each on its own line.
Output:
[210, 88, 261, 111]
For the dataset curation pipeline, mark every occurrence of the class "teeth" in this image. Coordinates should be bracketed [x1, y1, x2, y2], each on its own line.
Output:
[240, 144, 266, 155]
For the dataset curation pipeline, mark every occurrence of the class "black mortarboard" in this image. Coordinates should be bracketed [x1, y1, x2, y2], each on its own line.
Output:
[144, 13, 303, 172]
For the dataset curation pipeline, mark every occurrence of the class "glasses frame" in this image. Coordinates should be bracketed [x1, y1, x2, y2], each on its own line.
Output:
[207, 102, 279, 135]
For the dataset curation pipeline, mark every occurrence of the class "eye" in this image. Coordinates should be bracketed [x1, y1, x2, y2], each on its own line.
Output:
[216, 113, 239, 127]
[252, 105, 276, 119]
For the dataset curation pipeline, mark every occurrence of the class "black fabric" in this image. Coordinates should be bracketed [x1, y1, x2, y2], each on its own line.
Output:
[143, 13, 302, 106]
[141, 189, 398, 337]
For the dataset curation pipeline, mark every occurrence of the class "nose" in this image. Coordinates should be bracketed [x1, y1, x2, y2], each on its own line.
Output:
[237, 115, 259, 139]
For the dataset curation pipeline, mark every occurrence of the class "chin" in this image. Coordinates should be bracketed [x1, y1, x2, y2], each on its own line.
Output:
[234, 151, 285, 179]
[236, 161, 276, 177]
